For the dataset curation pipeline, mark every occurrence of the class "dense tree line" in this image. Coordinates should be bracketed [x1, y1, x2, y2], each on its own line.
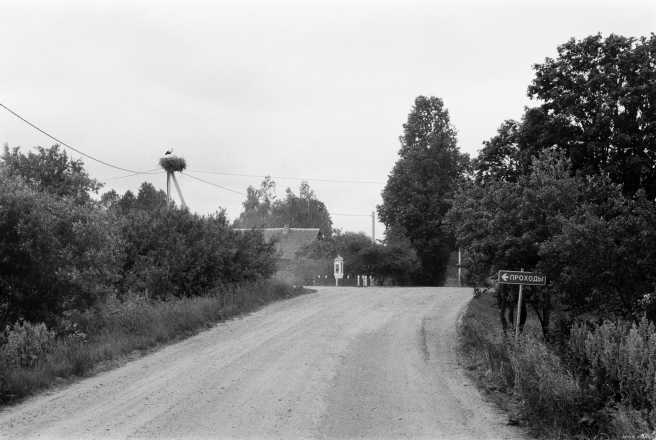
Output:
[449, 34, 656, 436]
[291, 230, 419, 286]
[0, 144, 277, 329]
[448, 33, 656, 337]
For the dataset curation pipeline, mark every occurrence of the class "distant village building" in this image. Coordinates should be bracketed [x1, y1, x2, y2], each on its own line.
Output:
[236, 224, 320, 271]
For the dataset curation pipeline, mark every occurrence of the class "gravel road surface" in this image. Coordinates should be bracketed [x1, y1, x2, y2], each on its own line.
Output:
[0, 287, 525, 439]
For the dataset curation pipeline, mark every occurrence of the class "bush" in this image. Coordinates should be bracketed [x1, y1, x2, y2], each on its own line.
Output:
[117, 207, 277, 299]
[508, 333, 591, 435]
[0, 170, 122, 328]
[569, 318, 656, 435]
[0, 280, 304, 403]
[0, 322, 56, 369]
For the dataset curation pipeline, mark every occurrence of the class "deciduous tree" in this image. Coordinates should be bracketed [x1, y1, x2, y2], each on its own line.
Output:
[378, 96, 469, 286]
[234, 179, 333, 235]
[475, 34, 656, 197]
[2, 144, 102, 205]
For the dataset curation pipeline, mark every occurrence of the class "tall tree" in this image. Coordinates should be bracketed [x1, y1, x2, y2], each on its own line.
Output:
[234, 179, 333, 236]
[530, 33, 656, 197]
[475, 34, 656, 197]
[377, 96, 469, 286]
[233, 176, 277, 228]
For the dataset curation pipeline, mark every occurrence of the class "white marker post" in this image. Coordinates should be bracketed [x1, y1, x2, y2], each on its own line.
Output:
[334, 255, 344, 287]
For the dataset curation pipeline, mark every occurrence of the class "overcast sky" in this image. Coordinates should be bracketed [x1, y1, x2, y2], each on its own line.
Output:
[1, 1, 654, 236]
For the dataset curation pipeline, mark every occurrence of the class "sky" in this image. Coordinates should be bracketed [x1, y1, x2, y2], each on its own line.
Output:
[1, 0, 654, 237]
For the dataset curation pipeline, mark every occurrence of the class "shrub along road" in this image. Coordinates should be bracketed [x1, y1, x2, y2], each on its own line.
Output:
[0, 287, 524, 439]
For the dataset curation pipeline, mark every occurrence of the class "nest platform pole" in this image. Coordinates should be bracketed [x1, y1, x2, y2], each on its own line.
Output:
[166, 172, 172, 210]
[171, 172, 187, 209]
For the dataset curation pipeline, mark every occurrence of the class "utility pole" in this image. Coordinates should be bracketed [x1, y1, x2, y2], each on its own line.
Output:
[458, 248, 462, 286]
[371, 211, 375, 244]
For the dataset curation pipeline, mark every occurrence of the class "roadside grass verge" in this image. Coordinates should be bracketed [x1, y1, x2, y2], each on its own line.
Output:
[459, 290, 656, 439]
[458, 290, 587, 438]
[0, 280, 307, 404]
[459, 291, 598, 438]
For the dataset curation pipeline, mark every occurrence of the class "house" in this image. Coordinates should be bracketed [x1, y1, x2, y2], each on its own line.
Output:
[236, 224, 320, 271]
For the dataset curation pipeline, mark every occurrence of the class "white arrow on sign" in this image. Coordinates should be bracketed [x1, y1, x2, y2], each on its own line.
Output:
[501, 273, 509, 282]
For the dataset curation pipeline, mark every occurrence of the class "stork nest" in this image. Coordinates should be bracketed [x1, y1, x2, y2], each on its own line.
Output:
[159, 156, 187, 173]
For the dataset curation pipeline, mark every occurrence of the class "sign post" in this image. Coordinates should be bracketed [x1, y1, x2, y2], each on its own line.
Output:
[498, 270, 546, 340]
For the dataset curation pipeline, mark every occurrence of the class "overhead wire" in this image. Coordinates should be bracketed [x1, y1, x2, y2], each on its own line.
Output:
[101, 168, 164, 182]
[186, 169, 384, 185]
[331, 213, 373, 217]
[2, 103, 383, 199]
[1, 102, 162, 175]
[182, 173, 247, 196]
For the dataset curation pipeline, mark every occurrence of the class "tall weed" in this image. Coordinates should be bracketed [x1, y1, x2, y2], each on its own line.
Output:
[569, 318, 656, 436]
[0, 321, 56, 368]
[508, 332, 592, 435]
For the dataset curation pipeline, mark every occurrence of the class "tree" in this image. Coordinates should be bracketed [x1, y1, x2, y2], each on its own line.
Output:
[0, 169, 122, 328]
[378, 96, 469, 286]
[447, 152, 582, 337]
[475, 34, 656, 197]
[233, 176, 277, 228]
[118, 206, 277, 299]
[136, 182, 167, 211]
[292, 230, 418, 285]
[539, 186, 656, 323]
[101, 182, 168, 214]
[2, 144, 102, 205]
[448, 150, 656, 337]
[234, 179, 333, 236]
[473, 108, 572, 185]
[529, 33, 656, 197]
[358, 241, 419, 285]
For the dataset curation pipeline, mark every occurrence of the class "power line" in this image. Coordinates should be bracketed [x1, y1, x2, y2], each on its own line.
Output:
[186, 169, 384, 185]
[1, 102, 382, 196]
[0, 102, 161, 175]
[331, 213, 373, 217]
[182, 173, 247, 196]
[100, 168, 164, 182]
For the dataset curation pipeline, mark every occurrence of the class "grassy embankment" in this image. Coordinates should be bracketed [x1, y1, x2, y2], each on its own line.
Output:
[0, 280, 307, 404]
[459, 288, 656, 439]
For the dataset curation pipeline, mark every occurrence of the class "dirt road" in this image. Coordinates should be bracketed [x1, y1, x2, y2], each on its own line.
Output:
[0, 287, 524, 439]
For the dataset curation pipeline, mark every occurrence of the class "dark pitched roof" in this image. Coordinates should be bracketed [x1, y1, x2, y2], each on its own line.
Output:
[235, 227, 319, 260]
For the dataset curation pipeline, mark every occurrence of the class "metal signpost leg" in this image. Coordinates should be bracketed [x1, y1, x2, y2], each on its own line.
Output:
[515, 284, 523, 341]
[515, 268, 524, 341]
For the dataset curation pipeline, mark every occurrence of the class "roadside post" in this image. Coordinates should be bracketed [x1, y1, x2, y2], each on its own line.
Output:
[498, 269, 546, 340]
[334, 255, 344, 287]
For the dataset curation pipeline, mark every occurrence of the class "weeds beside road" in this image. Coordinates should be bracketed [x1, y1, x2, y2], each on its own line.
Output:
[459, 289, 656, 439]
[0, 280, 305, 404]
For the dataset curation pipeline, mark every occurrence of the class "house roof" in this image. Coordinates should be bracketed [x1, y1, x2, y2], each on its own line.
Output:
[236, 227, 320, 260]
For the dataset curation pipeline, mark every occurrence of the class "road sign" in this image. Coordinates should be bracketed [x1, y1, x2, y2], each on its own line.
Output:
[498, 270, 546, 285]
